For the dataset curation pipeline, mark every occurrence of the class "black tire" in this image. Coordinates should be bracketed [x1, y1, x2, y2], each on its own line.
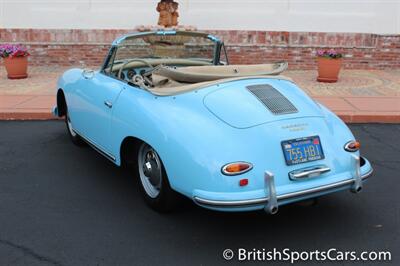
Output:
[137, 143, 179, 212]
[65, 108, 85, 146]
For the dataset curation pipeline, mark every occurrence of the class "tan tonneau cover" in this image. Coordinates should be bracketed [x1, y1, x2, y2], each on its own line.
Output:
[148, 61, 290, 95]
[149, 75, 293, 96]
[152, 62, 288, 83]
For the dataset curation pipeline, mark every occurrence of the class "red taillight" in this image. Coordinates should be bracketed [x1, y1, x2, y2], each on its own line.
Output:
[222, 162, 253, 176]
[344, 140, 360, 152]
[239, 179, 249, 187]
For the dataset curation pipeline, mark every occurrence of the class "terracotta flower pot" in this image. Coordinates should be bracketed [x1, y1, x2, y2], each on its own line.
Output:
[3, 57, 28, 79]
[317, 57, 342, 83]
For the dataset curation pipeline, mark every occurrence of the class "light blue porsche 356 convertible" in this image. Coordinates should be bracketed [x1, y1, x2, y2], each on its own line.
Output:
[54, 31, 373, 214]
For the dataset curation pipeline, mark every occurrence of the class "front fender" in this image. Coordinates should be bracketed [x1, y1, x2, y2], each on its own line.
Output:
[56, 68, 85, 113]
[57, 68, 83, 95]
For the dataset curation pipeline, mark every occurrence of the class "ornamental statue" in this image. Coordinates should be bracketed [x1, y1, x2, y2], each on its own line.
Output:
[156, 0, 179, 27]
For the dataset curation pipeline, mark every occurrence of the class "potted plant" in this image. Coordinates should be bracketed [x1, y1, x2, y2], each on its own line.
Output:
[316, 49, 343, 83]
[0, 44, 30, 79]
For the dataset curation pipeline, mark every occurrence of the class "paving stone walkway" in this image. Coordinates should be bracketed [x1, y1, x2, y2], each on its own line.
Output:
[1, 66, 400, 122]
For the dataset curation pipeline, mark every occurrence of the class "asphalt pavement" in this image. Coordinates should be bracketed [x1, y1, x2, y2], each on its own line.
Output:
[0, 121, 399, 266]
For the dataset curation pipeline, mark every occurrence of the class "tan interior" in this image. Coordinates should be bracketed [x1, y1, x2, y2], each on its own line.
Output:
[107, 58, 212, 73]
[108, 58, 290, 96]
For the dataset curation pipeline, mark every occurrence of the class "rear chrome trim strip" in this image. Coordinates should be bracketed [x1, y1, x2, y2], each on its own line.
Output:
[194, 196, 268, 207]
[193, 167, 373, 208]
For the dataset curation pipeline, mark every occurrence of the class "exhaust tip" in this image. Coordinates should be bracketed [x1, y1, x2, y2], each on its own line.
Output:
[269, 206, 279, 215]
[351, 186, 362, 194]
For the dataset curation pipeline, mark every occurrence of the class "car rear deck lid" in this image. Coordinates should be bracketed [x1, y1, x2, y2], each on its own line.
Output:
[203, 79, 324, 129]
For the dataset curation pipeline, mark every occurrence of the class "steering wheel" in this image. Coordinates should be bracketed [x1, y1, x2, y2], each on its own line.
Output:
[118, 59, 154, 80]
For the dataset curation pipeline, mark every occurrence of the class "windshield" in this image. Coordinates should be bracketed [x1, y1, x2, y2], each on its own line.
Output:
[114, 32, 218, 64]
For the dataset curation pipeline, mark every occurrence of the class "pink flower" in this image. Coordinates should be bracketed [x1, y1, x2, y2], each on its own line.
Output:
[316, 48, 342, 59]
[0, 44, 30, 58]
[317, 50, 325, 56]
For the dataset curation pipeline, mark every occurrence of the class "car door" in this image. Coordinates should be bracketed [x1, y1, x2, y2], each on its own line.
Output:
[71, 70, 124, 160]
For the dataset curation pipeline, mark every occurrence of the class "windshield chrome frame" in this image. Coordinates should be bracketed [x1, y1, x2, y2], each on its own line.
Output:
[101, 31, 223, 72]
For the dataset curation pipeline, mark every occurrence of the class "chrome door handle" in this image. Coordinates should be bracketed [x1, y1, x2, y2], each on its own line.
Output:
[289, 165, 331, 180]
[104, 100, 113, 108]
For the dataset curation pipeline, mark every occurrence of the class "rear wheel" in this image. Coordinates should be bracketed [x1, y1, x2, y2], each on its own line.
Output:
[137, 143, 179, 212]
[65, 107, 85, 146]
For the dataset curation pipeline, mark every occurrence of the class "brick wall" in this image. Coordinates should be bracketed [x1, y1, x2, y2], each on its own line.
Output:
[1, 29, 399, 69]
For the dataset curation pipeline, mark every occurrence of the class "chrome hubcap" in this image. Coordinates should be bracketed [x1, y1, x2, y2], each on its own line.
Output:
[138, 144, 162, 198]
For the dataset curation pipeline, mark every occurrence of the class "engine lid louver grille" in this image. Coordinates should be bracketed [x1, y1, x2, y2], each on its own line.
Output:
[247, 84, 298, 115]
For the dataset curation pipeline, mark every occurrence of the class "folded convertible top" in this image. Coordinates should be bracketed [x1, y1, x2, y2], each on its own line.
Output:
[149, 75, 293, 96]
[152, 62, 288, 83]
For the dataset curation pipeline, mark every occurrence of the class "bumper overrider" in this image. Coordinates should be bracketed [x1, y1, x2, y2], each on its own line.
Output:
[193, 156, 373, 214]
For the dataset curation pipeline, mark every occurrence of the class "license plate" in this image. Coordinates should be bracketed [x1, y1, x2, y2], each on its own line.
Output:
[281, 136, 324, 166]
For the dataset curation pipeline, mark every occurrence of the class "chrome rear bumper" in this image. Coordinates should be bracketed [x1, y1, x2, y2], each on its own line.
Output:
[193, 159, 373, 213]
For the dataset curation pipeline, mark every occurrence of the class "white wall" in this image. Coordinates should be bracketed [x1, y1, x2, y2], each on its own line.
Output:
[0, 0, 399, 34]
